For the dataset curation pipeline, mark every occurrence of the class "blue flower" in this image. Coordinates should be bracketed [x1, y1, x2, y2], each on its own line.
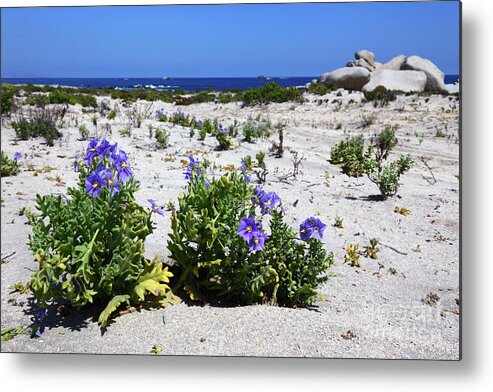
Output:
[148, 199, 164, 216]
[85, 169, 108, 197]
[240, 160, 251, 183]
[184, 156, 201, 180]
[299, 217, 326, 241]
[85, 138, 99, 164]
[97, 139, 117, 159]
[114, 150, 132, 182]
[248, 231, 267, 252]
[13, 152, 22, 161]
[237, 217, 260, 242]
[74, 152, 79, 172]
[260, 191, 282, 215]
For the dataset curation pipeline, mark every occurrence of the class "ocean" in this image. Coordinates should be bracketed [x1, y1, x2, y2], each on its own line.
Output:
[2, 75, 460, 91]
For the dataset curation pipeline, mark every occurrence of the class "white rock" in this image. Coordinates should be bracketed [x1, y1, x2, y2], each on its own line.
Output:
[401, 55, 446, 92]
[319, 67, 371, 91]
[380, 55, 407, 71]
[355, 50, 376, 66]
[362, 70, 427, 93]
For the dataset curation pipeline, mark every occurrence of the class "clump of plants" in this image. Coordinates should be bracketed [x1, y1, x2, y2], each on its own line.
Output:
[242, 117, 271, 143]
[215, 127, 234, 150]
[28, 138, 175, 328]
[1, 151, 22, 176]
[155, 128, 170, 149]
[11, 105, 66, 146]
[329, 135, 370, 177]
[330, 128, 413, 198]
[242, 82, 303, 106]
[168, 158, 333, 306]
[363, 85, 397, 107]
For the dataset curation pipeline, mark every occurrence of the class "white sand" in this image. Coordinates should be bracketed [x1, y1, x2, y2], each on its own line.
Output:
[1, 89, 459, 358]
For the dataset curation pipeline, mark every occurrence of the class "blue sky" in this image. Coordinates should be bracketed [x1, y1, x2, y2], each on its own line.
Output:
[1, 1, 460, 78]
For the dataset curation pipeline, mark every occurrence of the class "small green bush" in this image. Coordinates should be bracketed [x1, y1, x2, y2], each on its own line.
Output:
[155, 128, 170, 149]
[1, 84, 18, 115]
[216, 129, 233, 150]
[329, 135, 370, 177]
[78, 124, 90, 140]
[168, 162, 333, 306]
[1, 151, 21, 177]
[364, 154, 413, 198]
[307, 82, 328, 96]
[363, 86, 397, 107]
[242, 82, 303, 106]
[11, 106, 64, 146]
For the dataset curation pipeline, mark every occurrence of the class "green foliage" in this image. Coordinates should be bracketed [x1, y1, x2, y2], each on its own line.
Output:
[11, 106, 65, 146]
[168, 169, 333, 306]
[307, 82, 329, 96]
[1, 151, 20, 176]
[344, 243, 361, 267]
[364, 238, 380, 259]
[372, 127, 398, 162]
[1, 84, 18, 115]
[78, 124, 90, 140]
[333, 216, 344, 229]
[215, 130, 233, 150]
[331, 129, 413, 198]
[155, 128, 170, 149]
[242, 82, 303, 106]
[329, 135, 370, 177]
[365, 154, 414, 199]
[1, 326, 25, 342]
[363, 86, 397, 107]
[48, 89, 98, 107]
[107, 109, 117, 120]
[28, 150, 175, 327]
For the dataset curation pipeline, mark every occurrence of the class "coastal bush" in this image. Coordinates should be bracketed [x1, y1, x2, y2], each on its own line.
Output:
[28, 139, 175, 328]
[307, 82, 328, 96]
[329, 135, 370, 177]
[1, 151, 21, 177]
[11, 105, 66, 146]
[168, 158, 333, 306]
[215, 128, 233, 150]
[1, 84, 18, 115]
[364, 153, 413, 198]
[242, 82, 303, 106]
[330, 128, 413, 198]
[48, 90, 98, 107]
[243, 119, 269, 143]
[363, 86, 397, 107]
[155, 128, 170, 149]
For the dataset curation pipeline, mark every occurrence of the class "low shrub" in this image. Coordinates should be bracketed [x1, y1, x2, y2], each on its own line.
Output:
[363, 85, 397, 107]
[11, 105, 66, 146]
[330, 128, 413, 198]
[155, 128, 170, 149]
[307, 82, 329, 96]
[242, 82, 303, 106]
[168, 158, 333, 306]
[28, 139, 176, 328]
[1, 151, 21, 176]
[215, 128, 233, 150]
[329, 135, 370, 177]
[1, 84, 18, 115]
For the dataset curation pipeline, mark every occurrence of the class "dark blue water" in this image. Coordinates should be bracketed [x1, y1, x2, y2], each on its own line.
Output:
[3, 75, 459, 91]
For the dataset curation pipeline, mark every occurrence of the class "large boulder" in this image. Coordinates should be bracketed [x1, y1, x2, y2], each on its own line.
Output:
[379, 55, 407, 71]
[319, 67, 371, 91]
[355, 50, 376, 66]
[400, 55, 446, 92]
[362, 70, 427, 93]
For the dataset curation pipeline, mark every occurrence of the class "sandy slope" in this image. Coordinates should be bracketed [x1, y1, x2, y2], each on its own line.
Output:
[1, 90, 459, 358]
